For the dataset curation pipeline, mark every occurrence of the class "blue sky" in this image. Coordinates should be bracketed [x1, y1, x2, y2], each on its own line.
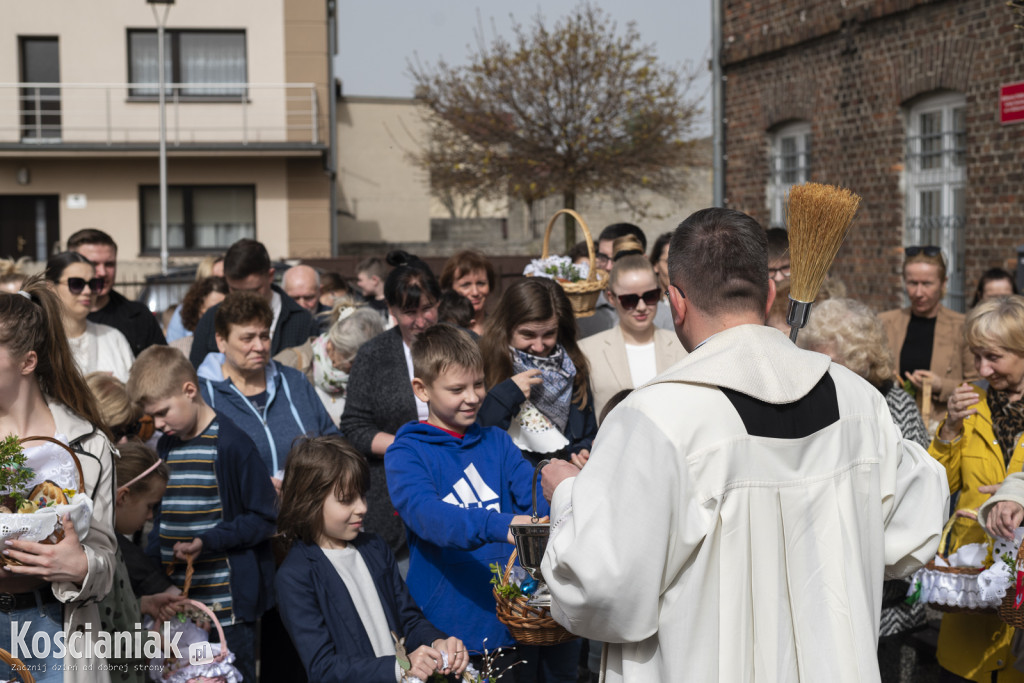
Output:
[336, 1, 712, 137]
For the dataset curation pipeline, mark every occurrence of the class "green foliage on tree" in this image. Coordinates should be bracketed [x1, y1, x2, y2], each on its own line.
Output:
[410, 2, 703, 249]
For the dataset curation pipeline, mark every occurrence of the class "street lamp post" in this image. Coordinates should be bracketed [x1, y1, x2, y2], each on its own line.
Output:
[148, 0, 174, 275]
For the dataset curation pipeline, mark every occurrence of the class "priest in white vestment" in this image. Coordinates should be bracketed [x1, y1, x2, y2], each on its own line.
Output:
[540, 208, 949, 683]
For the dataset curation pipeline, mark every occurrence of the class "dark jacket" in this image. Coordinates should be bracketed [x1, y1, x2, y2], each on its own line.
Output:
[478, 377, 598, 466]
[146, 414, 277, 622]
[189, 284, 319, 367]
[88, 289, 166, 357]
[276, 534, 446, 683]
[339, 326, 413, 552]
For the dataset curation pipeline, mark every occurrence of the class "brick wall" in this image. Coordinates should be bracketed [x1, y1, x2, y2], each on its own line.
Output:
[722, 0, 1024, 311]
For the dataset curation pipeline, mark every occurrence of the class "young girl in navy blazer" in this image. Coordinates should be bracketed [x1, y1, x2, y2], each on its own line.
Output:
[275, 435, 468, 682]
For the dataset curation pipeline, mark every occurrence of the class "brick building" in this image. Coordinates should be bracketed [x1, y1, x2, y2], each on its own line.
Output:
[720, 0, 1024, 312]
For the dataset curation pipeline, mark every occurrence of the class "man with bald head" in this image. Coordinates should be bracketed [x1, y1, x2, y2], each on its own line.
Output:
[284, 264, 331, 331]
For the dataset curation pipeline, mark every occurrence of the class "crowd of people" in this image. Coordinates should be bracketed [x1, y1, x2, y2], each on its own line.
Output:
[0, 213, 1022, 683]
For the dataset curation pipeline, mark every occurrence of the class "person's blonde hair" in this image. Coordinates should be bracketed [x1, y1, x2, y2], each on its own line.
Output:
[127, 345, 198, 407]
[964, 295, 1024, 357]
[86, 372, 139, 438]
[904, 249, 948, 282]
[608, 236, 657, 291]
[412, 323, 483, 386]
[797, 297, 894, 388]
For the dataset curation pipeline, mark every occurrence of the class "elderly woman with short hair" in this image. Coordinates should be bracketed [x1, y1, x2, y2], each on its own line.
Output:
[927, 295, 1024, 683]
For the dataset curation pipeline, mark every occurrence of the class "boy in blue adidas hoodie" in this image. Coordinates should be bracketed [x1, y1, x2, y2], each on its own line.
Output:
[386, 324, 545, 656]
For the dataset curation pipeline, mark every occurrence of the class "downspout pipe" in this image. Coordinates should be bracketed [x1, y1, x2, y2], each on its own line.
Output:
[712, 0, 725, 208]
[327, 0, 339, 256]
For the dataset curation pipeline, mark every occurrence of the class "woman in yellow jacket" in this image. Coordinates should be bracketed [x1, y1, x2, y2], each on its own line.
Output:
[929, 295, 1024, 683]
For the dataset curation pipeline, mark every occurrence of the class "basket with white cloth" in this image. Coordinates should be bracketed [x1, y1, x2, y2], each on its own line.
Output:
[907, 512, 1019, 614]
[0, 435, 93, 565]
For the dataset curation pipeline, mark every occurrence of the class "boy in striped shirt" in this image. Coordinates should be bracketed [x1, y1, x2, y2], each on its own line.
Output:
[128, 345, 277, 683]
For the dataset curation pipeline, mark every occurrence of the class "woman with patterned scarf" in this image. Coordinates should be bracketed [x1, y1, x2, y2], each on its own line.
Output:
[929, 294, 1024, 683]
[275, 300, 384, 425]
[479, 277, 597, 469]
[477, 276, 595, 683]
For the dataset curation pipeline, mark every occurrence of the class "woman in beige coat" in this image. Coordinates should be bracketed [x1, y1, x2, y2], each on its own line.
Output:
[580, 237, 686, 422]
[879, 246, 975, 427]
[0, 278, 116, 683]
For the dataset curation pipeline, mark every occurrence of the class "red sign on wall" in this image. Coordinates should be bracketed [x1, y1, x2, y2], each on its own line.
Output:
[1001, 81, 1024, 125]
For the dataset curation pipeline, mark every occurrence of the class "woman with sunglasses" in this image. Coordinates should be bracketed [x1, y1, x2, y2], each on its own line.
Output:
[580, 236, 687, 422]
[44, 252, 133, 382]
[879, 246, 975, 428]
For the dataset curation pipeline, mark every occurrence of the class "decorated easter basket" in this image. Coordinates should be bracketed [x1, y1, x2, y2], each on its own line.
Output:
[0, 435, 91, 566]
[150, 598, 241, 683]
[530, 209, 608, 318]
[0, 647, 36, 683]
[493, 548, 575, 646]
[907, 512, 1017, 614]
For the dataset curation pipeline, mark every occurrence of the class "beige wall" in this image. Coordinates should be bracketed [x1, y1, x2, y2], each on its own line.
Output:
[0, 156, 291, 260]
[1, 0, 302, 145]
[337, 97, 432, 243]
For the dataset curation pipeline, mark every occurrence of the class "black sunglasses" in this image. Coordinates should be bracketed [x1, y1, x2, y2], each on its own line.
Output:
[62, 277, 104, 295]
[615, 288, 661, 311]
[904, 245, 942, 258]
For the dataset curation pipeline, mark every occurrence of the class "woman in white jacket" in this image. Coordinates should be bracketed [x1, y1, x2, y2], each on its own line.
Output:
[0, 277, 117, 682]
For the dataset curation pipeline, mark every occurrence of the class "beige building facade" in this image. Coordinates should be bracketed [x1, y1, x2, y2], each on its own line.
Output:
[335, 96, 712, 255]
[0, 0, 332, 271]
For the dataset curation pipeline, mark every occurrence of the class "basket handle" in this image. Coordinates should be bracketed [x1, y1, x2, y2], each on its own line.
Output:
[18, 435, 86, 495]
[0, 648, 35, 683]
[503, 548, 519, 585]
[184, 598, 231, 659]
[541, 209, 599, 285]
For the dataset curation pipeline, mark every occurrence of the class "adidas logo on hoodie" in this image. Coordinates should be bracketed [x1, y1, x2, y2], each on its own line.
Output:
[442, 463, 500, 512]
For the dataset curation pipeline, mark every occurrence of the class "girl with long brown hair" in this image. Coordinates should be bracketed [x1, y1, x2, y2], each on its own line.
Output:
[478, 277, 597, 468]
[0, 276, 117, 682]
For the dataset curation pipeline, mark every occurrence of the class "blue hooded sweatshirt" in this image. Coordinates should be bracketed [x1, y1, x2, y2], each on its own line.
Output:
[385, 421, 547, 652]
[197, 353, 340, 475]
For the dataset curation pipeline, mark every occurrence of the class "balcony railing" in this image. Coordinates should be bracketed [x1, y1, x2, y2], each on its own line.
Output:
[0, 82, 323, 146]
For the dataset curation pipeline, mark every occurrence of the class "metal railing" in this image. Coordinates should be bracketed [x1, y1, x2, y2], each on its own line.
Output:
[0, 82, 322, 146]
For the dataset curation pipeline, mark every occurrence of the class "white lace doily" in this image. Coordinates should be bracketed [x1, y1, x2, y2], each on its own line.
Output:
[0, 493, 93, 544]
[909, 530, 1023, 609]
[508, 402, 569, 455]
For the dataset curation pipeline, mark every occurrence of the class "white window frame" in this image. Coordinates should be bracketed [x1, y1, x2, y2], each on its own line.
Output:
[766, 121, 812, 229]
[905, 92, 967, 311]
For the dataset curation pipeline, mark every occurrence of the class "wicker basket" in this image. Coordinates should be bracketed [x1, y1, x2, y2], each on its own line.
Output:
[493, 548, 575, 646]
[0, 648, 35, 683]
[1, 436, 87, 568]
[535, 209, 609, 318]
[911, 512, 998, 614]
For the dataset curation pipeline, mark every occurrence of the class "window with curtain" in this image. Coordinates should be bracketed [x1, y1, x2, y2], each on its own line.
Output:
[905, 92, 967, 311]
[128, 30, 246, 98]
[141, 185, 255, 252]
[766, 121, 812, 229]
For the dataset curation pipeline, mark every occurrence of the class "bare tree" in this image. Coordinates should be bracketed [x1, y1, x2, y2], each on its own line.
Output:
[410, 2, 703, 249]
